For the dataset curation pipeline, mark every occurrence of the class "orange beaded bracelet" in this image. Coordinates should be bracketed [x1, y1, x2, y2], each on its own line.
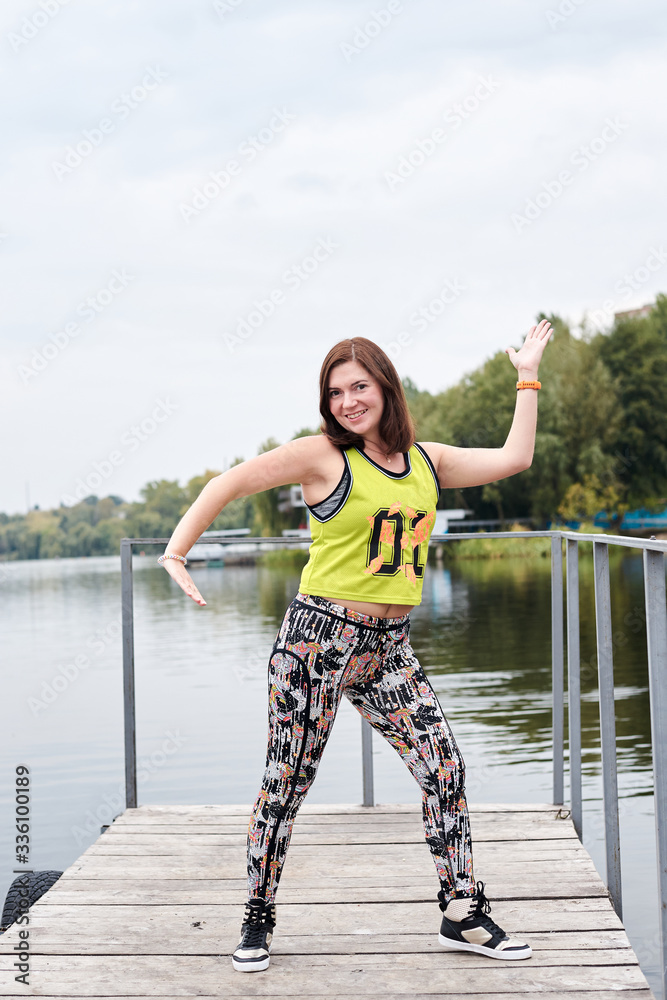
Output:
[516, 380, 541, 390]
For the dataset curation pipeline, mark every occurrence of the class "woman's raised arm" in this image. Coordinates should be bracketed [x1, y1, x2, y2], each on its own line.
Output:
[160, 435, 324, 605]
[423, 319, 552, 490]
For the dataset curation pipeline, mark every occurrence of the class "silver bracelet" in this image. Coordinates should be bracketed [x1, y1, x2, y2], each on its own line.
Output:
[157, 553, 188, 566]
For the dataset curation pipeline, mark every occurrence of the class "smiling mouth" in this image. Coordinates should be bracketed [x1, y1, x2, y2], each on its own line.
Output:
[346, 408, 368, 420]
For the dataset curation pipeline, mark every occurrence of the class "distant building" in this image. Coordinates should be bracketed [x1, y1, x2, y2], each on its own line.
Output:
[614, 302, 654, 322]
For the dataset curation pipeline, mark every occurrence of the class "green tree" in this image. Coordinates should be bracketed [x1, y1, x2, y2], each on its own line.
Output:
[518, 319, 623, 520]
[251, 438, 285, 537]
[408, 314, 630, 524]
[190, 462, 257, 532]
[139, 480, 188, 521]
[62, 521, 98, 557]
[557, 473, 627, 527]
[292, 425, 320, 439]
[184, 469, 222, 505]
[94, 517, 127, 553]
[591, 294, 667, 508]
[249, 438, 309, 536]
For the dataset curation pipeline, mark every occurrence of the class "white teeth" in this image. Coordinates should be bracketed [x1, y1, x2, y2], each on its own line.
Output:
[347, 409, 367, 419]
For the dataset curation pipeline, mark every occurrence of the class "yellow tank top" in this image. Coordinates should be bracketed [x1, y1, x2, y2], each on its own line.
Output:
[299, 443, 440, 605]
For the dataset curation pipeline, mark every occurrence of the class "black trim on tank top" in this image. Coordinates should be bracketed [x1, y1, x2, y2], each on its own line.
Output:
[414, 442, 442, 502]
[305, 450, 353, 522]
[354, 446, 412, 479]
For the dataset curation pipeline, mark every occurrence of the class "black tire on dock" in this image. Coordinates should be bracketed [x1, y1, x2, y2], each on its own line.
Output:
[0, 870, 63, 933]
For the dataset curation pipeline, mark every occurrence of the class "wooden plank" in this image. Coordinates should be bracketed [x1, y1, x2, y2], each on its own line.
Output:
[30, 881, 612, 904]
[90, 833, 594, 853]
[0, 937, 635, 959]
[0, 917, 633, 954]
[79, 839, 581, 857]
[97, 833, 587, 860]
[0, 954, 651, 995]
[64, 860, 608, 894]
[111, 814, 569, 829]
[81, 844, 599, 874]
[106, 825, 579, 841]
[68, 851, 597, 874]
[110, 815, 567, 829]
[0, 907, 635, 956]
[27, 886, 625, 924]
[113, 802, 568, 826]
[105, 821, 575, 837]
[0, 921, 638, 961]
[82, 851, 599, 879]
[121, 802, 561, 814]
[0, 995, 654, 1000]
[0, 898, 633, 939]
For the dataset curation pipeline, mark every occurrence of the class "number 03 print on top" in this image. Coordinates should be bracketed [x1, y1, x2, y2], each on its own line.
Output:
[299, 443, 440, 605]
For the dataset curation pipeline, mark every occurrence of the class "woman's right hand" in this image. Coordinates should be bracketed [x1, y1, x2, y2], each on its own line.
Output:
[161, 559, 207, 606]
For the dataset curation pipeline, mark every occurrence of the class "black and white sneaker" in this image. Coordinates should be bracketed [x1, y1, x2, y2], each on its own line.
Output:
[438, 881, 532, 960]
[231, 897, 276, 972]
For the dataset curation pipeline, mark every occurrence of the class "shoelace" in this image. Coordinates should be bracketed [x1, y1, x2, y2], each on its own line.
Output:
[240, 902, 273, 950]
[438, 881, 494, 921]
[470, 880, 492, 917]
[465, 882, 508, 938]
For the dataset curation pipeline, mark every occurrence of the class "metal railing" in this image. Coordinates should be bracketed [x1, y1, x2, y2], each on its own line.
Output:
[120, 528, 667, 997]
[120, 534, 311, 813]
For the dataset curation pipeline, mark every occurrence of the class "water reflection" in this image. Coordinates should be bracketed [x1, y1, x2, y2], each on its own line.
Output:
[414, 555, 653, 785]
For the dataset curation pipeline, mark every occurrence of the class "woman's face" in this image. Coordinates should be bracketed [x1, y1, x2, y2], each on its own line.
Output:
[327, 360, 384, 437]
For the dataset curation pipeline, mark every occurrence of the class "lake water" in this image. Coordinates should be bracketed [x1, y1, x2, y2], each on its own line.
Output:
[0, 551, 661, 997]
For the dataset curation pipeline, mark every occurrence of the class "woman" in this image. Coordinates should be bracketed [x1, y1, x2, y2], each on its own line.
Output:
[159, 321, 552, 972]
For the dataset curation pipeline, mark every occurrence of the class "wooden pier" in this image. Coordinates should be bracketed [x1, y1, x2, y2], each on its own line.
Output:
[0, 802, 656, 998]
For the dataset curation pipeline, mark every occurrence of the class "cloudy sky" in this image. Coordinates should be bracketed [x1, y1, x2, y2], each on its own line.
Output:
[2, 0, 666, 515]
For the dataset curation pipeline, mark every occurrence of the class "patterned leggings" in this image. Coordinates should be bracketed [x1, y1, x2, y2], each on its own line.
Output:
[247, 592, 476, 904]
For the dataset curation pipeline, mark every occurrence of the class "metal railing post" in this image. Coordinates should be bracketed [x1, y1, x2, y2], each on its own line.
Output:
[361, 717, 375, 807]
[121, 539, 137, 810]
[566, 538, 582, 840]
[551, 534, 564, 806]
[593, 540, 622, 918]
[643, 546, 667, 1000]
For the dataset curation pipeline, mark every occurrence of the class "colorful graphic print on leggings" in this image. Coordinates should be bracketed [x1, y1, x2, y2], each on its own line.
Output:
[246, 592, 476, 903]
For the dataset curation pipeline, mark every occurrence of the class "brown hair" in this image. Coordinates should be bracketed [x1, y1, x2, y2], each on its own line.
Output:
[319, 337, 416, 454]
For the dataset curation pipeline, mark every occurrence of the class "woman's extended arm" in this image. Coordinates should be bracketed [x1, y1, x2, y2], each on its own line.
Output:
[160, 435, 324, 605]
[424, 318, 552, 490]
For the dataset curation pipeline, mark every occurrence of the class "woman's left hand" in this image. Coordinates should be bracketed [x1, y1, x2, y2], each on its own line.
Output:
[505, 318, 553, 375]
